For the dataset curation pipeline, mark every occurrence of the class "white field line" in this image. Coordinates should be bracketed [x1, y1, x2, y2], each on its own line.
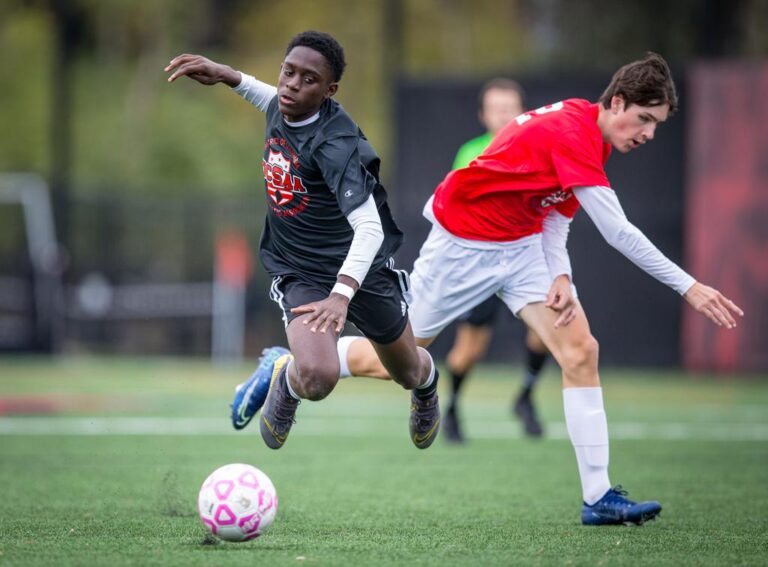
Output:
[0, 417, 767, 441]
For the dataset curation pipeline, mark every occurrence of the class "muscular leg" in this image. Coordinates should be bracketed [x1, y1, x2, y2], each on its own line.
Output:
[518, 301, 598, 389]
[346, 332, 434, 380]
[284, 312, 342, 401]
[369, 321, 432, 390]
[518, 301, 610, 504]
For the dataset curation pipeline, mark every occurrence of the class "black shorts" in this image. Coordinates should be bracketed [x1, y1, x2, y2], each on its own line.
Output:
[457, 295, 504, 327]
[268, 262, 410, 344]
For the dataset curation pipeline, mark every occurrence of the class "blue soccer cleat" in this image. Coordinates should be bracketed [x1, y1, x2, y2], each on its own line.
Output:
[231, 346, 290, 430]
[581, 485, 662, 526]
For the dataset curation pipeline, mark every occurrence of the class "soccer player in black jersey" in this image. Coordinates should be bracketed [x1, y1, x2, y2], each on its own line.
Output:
[165, 31, 440, 450]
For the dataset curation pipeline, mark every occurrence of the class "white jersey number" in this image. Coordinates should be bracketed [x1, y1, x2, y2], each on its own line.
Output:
[515, 101, 565, 126]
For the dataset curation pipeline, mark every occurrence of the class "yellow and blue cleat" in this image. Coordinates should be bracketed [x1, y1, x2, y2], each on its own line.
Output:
[231, 346, 290, 430]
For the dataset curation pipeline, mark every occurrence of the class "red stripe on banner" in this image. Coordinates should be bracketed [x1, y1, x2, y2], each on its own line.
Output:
[683, 62, 768, 373]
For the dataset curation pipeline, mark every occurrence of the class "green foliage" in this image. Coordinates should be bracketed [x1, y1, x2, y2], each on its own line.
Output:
[1, 1, 768, 196]
[0, 7, 51, 174]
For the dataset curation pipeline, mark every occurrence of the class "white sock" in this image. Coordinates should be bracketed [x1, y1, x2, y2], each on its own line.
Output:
[563, 387, 611, 505]
[336, 336, 359, 379]
[415, 347, 436, 389]
[284, 360, 301, 400]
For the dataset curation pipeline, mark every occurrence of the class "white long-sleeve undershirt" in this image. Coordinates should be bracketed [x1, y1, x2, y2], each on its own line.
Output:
[231, 73, 277, 111]
[231, 72, 383, 287]
[572, 185, 696, 295]
[541, 210, 573, 281]
[339, 195, 384, 286]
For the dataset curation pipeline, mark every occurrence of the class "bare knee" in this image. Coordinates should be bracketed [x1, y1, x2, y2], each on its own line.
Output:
[292, 359, 339, 401]
[560, 335, 599, 381]
[390, 366, 423, 390]
[395, 348, 434, 390]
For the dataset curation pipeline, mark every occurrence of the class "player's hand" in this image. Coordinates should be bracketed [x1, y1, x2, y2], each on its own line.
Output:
[291, 295, 350, 335]
[164, 54, 240, 87]
[683, 282, 744, 329]
[545, 275, 576, 328]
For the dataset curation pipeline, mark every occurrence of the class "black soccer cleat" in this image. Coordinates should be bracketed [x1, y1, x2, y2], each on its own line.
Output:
[259, 354, 299, 450]
[443, 407, 465, 444]
[410, 391, 441, 449]
[513, 393, 544, 438]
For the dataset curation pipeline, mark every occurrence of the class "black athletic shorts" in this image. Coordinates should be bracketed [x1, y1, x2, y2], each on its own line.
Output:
[268, 262, 410, 344]
[457, 295, 504, 327]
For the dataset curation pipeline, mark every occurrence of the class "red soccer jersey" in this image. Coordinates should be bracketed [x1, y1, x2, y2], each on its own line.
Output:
[432, 99, 612, 241]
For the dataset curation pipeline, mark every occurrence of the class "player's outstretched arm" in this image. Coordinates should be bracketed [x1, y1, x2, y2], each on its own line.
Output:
[164, 54, 241, 87]
[683, 282, 743, 329]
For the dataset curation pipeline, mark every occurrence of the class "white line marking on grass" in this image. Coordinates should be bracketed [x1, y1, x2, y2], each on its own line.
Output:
[0, 417, 767, 441]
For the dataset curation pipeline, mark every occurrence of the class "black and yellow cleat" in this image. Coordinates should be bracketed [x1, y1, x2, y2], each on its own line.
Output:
[410, 390, 441, 449]
[259, 354, 299, 450]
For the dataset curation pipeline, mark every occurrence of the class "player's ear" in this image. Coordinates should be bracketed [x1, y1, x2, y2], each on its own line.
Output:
[326, 82, 338, 98]
[611, 95, 625, 114]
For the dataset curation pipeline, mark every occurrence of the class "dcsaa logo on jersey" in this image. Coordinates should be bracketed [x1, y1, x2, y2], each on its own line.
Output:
[263, 150, 307, 206]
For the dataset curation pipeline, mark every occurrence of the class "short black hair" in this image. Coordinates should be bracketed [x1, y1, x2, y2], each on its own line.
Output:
[286, 31, 346, 83]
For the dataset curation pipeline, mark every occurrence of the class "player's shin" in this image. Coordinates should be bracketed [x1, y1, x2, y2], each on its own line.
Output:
[563, 387, 611, 505]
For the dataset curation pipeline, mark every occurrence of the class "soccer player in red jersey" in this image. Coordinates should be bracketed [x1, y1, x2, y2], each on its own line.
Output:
[338, 52, 744, 525]
[439, 78, 551, 443]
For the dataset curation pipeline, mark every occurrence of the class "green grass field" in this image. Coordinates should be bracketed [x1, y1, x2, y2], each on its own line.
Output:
[0, 356, 766, 566]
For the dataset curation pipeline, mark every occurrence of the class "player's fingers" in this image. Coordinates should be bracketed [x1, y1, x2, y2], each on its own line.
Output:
[319, 312, 339, 334]
[544, 290, 557, 309]
[309, 311, 331, 333]
[165, 54, 196, 71]
[722, 296, 744, 318]
[168, 61, 205, 82]
[554, 306, 575, 328]
[715, 302, 737, 328]
[291, 304, 316, 315]
[702, 306, 722, 327]
[713, 302, 737, 329]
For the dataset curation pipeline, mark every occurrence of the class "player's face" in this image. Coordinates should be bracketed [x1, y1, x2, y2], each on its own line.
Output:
[603, 96, 670, 153]
[480, 88, 524, 135]
[278, 46, 338, 122]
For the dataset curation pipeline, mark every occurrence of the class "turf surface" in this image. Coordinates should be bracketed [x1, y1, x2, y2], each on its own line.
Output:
[0, 356, 766, 566]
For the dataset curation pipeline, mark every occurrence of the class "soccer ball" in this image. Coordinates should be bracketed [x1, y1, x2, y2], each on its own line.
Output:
[197, 463, 278, 542]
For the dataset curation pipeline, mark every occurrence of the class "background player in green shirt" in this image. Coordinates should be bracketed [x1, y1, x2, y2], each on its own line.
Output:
[443, 78, 552, 443]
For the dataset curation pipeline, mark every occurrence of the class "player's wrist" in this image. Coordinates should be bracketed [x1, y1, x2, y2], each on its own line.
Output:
[331, 282, 355, 301]
[222, 67, 242, 88]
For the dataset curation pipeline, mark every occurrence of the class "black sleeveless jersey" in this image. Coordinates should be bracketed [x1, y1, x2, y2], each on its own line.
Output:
[258, 96, 403, 284]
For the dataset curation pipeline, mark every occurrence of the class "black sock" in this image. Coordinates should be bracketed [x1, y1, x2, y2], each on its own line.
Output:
[526, 347, 548, 377]
[414, 368, 439, 400]
[446, 369, 467, 411]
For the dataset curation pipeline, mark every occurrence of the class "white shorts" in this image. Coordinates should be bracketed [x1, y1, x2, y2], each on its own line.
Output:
[406, 221, 575, 340]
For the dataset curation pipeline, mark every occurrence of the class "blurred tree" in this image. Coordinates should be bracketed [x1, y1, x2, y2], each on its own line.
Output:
[0, 0, 767, 200]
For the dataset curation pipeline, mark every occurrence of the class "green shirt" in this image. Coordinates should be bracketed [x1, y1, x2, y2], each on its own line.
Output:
[451, 132, 494, 170]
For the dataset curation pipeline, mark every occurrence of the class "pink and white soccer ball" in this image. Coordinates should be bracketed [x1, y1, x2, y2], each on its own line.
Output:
[198, 463, 278, 542]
